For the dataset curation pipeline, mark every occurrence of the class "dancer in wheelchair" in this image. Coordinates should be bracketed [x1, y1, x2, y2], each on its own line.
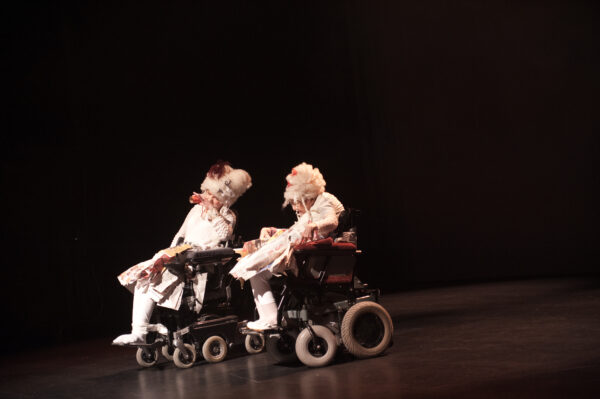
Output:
[230, 162, 344, 331]
[113, 161, 252, 346]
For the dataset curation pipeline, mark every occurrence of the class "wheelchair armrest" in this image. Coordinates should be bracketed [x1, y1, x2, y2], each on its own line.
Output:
[190, 248, 240, 274]
[164, 247, 239, 276]
[191, 247, 237, 260]
[164, 261, 187, 279]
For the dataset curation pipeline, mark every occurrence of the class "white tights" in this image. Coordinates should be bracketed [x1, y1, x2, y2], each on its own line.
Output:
[112, 286, 156, 345]
[249, 271, 278, 325]
[131, 286, 155, 333]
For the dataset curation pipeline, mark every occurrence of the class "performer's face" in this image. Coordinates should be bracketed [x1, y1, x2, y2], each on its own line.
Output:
[203, 191, 223, 210]
[291, 197, 316, 215]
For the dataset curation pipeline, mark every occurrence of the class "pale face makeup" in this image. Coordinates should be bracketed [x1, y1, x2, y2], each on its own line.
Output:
[291, 197, 316, 216]
[202, 191, 223, 210]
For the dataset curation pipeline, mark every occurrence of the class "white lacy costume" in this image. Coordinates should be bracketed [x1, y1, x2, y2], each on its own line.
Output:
[113, 162, 252, 345]
[230, 162, 342, 331]
[230, 192, 344, 280]
[118, 204, 235, 310]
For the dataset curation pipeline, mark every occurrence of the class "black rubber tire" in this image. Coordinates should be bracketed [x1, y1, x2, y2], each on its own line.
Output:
[202, 336, 228, 363]
[295, 325, 338, 368]
[341, 301, 393, 359]
[135, 347, 159, 368]
[161, 345, 174, 361]
[244, 334, 265, 354]
[265, 331, 299, 364]
[173, 343, 197, 369]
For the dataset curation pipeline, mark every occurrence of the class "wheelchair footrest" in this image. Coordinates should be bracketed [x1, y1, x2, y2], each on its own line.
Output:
[192, 314, 238, 328]
[239, 325, 281, 335]
[113, 337, 167, 349]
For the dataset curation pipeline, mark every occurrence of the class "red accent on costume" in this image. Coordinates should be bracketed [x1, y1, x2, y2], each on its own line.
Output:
[189, 192, 204, 204]
[291, 169, 297, 176]
[151, 254, 172, 274]
[287, 182, 292, 187]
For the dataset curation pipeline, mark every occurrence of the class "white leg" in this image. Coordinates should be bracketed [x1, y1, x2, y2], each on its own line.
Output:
[113, 288, 156, 345]
[132, 288, 155, 333]
[247, 271, 277, 330]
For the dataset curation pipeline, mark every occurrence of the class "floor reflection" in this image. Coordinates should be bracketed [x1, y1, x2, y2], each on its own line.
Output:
[3, 279, 599, 399]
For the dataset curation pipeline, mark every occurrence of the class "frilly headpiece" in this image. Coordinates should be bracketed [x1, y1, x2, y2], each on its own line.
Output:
[200, 161, 252, 207]
[282, 162, 326, 208]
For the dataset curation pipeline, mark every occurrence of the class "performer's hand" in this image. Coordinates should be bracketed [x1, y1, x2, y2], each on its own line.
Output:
[243, 240, 257, 254]
[200, 192, 213, 207]
[260, 227, 277, 240]
[202, 191, 223, 210]
[302, 223, 317, 239]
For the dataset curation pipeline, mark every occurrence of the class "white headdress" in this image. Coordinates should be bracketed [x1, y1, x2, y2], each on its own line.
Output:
[201, 161, 252, 207]
[282, 162, 326, 208]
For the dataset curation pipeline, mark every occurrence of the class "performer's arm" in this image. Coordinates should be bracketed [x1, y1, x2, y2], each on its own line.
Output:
[212, 208, 235, 242]
[313, 206, 339, 237]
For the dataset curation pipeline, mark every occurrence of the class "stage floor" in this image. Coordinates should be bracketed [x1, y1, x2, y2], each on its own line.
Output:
[1, 277, 599, 399]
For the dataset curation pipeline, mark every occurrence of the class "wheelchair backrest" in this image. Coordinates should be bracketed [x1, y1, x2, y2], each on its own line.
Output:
[331, 208, 360, 243]
[294, 246, 357, 285]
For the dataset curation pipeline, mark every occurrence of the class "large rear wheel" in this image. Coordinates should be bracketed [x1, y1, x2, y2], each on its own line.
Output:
[341, 301, 393, 358]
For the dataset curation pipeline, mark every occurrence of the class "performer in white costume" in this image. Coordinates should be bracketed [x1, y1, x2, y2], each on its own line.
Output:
[113, 161, 252, 345]
[230, 162, 344, 331]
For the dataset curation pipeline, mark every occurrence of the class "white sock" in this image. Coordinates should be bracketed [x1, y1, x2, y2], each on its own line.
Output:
[250, 271, 277, 325]
[259, 300, 277, 325]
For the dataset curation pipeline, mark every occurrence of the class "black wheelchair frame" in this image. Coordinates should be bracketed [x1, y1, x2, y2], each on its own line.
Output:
[241, 209, 394, 368]
[134, 247, 262, 368]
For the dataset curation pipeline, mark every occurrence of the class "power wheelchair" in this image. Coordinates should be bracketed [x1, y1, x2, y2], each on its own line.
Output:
[132, 244, 264, 369]
[241, 209, 394, 368]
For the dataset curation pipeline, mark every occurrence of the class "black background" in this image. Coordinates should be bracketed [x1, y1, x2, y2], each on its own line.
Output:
[2, 0, 599, 353]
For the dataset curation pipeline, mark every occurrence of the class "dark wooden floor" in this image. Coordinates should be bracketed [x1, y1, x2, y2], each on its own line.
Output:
[1, 277, 599, 399]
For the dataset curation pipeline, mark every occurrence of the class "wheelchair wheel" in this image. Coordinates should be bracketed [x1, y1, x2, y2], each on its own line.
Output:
[135, 347, 159, 368]
[295, 325, 337, 368]
[265, 331, 298, 364]
[173, 343, 197, 369]
[341, 301, 393, 359]
[161, 344, 174, 361]
[202, 336, 228, 363]
[244, 334, 265, 354]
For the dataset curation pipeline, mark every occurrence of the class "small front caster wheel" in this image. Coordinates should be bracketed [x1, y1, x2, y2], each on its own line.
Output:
[295, 325, 337, 368]
[136, 347, 159, 368]
[173, 343, 197, 369]
[245, 334, 265, 354]
[161, 345, 174, 361]
[202, 336, 228, 363]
